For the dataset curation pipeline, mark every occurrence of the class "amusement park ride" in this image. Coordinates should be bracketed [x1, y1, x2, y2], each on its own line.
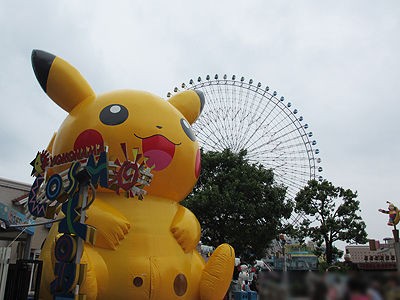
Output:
[168, 74, 323, 226]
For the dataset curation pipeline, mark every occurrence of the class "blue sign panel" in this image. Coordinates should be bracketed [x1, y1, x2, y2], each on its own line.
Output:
[0, 202, 35, 235]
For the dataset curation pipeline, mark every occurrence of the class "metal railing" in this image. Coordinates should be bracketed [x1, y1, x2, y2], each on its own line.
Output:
[0, 247, 11, 299]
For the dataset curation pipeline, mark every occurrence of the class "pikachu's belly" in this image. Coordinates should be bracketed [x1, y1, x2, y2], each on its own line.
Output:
[95, 245, 198, 299]
[97, 193, 184, 256]
[91, 194, 203, 299]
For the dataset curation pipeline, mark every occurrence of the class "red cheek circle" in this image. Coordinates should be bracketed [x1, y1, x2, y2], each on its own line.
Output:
[74, 129, 104, 151]
[195, 149, 201, 179]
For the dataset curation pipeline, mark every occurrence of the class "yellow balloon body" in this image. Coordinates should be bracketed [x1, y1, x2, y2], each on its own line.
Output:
[32, 50, 235, 300]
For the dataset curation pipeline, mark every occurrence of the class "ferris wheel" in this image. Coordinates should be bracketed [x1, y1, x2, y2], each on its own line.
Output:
[168, 74, 323, 225]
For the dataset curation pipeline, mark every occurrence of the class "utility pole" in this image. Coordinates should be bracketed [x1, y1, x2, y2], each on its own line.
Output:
[392, 226, 400, 271]
[279, 234, 288, 292]
[74, 169, 92, 298]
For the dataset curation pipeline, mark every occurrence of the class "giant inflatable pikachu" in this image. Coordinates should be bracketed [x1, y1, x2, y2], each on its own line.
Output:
[32, 50, 235, 299]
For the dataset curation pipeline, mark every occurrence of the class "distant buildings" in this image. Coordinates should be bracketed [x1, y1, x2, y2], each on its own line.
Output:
[0, 177, 50, 298]
[346, 238, 397, 270]
[264, 237, 318, 271]
[263, 236, 398, 271]
[0, 177, 48, 262]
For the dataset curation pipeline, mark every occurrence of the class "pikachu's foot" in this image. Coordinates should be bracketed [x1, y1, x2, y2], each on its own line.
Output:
[200, 243, 235, 300]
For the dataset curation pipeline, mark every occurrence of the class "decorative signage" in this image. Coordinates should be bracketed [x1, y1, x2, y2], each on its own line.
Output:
[28, 143, 153, 299]
[28, 143, 153, 219]
[0, 202, 35, 234]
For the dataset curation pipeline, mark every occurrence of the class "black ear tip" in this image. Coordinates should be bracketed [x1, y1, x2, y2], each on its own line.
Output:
[194, 90, 205, 113]
[31, 49, 55, 65]
[31, 49, 41, 57]
[31, 50, 56, 93]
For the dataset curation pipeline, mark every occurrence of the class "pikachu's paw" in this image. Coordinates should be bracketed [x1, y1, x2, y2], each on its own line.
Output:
[171, 225, 198, 253]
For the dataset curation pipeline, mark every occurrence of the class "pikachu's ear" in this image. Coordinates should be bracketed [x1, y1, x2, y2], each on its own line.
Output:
[31, 50, 95, 113]
[168, 90, 205, 124]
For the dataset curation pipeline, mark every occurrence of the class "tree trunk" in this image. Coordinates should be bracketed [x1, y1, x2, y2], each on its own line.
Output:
[325, 239, 333, 264]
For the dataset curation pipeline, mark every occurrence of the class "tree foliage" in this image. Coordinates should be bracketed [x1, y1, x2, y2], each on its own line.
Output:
[183, 149, 292, 260]
[294, 180, 367, 264]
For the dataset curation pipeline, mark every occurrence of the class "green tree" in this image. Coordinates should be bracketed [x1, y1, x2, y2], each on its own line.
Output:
[183, 149, 292, 261]
[294, 180, 367, 264]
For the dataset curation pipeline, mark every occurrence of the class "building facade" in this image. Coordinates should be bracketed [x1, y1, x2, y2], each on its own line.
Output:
[346, 239, 397, 270]
[0, 177, 48, 262]
[265, 238, 318, 271]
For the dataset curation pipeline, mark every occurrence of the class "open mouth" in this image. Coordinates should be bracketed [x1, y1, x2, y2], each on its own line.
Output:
[136, 134, 179, 171]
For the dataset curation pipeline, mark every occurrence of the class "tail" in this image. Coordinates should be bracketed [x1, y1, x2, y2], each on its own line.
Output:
[200, 243, 235, 300]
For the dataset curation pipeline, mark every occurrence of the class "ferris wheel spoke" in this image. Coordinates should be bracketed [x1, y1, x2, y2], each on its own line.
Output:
[226, 84, 239, 144]
[240, 94, 277, 150]
[274, 175, 310, 189]
[273, 174, 307, 192]
[222, 84, 238, 145]
[239, 94, 272, 146]
[267, 113, 301, 136]
[197, 114, 229, 149]
[231, 85, 248, 151]
[205, 85, 238, 149]
[249, 151, 311, 170]
[268, 126, 308, 146]
[249, 131, 309, 154]
[273, 141, 314, 153]
[261, 160, 310, 178]
[193, 84, 233, 148]
[249, 147, 311, 159]
[267, 118, 301, 142]
[262, 162, 311, 179]
[218, 84, 235, 140]
[198, 136, 226, 152]
[198, 129, 226, 151]
[235, 83, 256, 146]
[275, 166, 312, 178]
[248, 157, 310, 178]
[195, 121, 231, 150]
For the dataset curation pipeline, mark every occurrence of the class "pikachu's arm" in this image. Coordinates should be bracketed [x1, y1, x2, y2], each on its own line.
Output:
[85, 197, 131, 250]
[170, 205, 201, 253]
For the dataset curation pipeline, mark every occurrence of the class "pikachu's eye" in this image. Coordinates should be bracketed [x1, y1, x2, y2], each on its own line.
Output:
[100, 104, 128, 125]
[180, 118, 196, 141]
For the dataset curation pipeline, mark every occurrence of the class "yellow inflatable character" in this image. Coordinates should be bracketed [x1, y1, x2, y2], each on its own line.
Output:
[32, 50, 235, 299]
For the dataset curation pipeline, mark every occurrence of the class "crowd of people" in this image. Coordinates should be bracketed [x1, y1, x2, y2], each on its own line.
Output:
[224, 256, 400, 300]
[307, 271, 400, 300]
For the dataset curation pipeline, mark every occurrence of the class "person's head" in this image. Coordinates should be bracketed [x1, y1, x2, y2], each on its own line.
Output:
[344, 253, 351, 261]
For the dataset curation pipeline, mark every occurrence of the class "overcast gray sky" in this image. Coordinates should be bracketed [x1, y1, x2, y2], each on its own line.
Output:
[1, 0, 399, 249]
